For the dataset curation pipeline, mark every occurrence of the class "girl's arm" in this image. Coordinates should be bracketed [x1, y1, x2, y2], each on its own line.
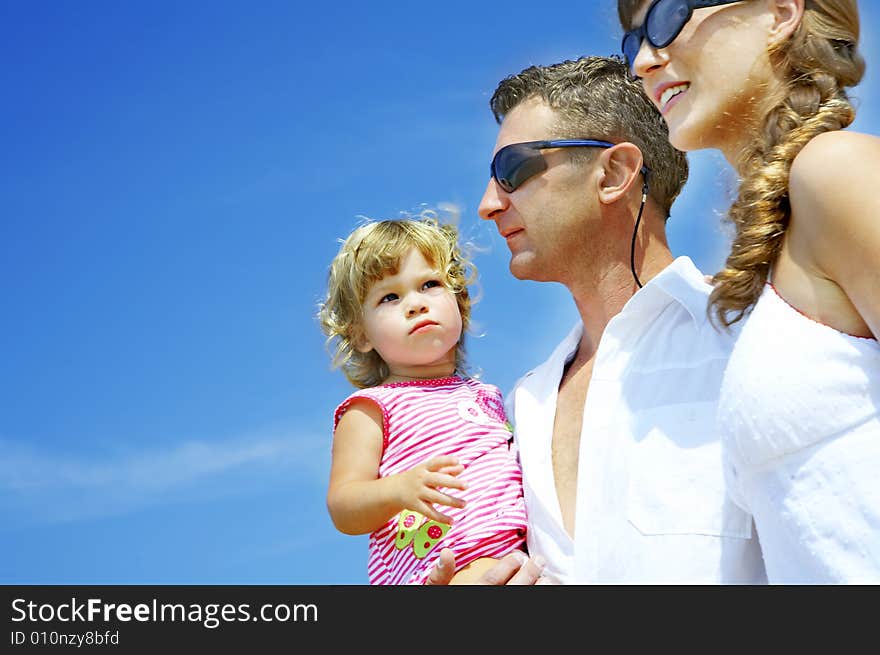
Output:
[789, 130, 880, 336]
[326, 398, 467, 535]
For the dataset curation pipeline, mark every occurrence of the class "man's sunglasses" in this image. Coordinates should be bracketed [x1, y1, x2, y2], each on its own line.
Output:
[491, 139, 623, 193]
[490, 138, 652, 288]
[621, 0, 744, 76]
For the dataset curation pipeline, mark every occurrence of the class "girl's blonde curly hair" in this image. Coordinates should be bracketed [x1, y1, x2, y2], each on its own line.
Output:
[318, 213, 476, 389]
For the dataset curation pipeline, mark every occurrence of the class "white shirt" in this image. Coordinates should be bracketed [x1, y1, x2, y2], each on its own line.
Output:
[507, 257, 766, 584]
[720, 282, 880, 583]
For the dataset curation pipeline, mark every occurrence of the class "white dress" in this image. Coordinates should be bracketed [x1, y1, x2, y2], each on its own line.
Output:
[718, 282, 880, 583]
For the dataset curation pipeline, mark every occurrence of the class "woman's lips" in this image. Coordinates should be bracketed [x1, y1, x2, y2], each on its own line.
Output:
[655, 81, 690, 114]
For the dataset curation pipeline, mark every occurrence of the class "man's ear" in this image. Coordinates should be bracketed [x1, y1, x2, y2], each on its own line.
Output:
[767, 0, 804, 47]
[596, 142, 645, 206]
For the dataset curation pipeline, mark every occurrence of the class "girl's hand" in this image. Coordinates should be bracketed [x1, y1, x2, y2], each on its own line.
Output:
[390, 455, 467, 525]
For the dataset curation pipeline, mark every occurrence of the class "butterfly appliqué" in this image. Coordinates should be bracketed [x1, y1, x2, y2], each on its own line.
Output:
[476, 388, 508, 425]
[394, 509, 450, 559]
[457, 389, 508, 427]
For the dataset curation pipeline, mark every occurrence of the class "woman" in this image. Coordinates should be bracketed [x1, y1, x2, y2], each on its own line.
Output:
[617, 0, 879, 582]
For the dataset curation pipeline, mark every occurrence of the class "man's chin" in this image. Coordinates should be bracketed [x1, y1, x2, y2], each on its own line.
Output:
[509, 258, 541, 282]
[510, 265, 544, 282]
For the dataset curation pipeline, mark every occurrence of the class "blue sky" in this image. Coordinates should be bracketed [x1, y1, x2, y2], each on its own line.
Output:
[2, 1, 877, 585]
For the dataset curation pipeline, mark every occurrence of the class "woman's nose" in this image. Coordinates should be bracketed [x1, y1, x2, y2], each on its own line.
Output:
[633, 38, 667, 80]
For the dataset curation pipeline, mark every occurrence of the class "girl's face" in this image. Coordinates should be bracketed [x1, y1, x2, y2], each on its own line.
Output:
[357, 246, 462, 381]
[629, 0, 777, 162]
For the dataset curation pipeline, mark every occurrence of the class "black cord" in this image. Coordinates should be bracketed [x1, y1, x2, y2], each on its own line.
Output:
[630, 180, 648, 289]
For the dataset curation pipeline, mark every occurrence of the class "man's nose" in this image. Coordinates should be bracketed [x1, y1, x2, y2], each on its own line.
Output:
[478, 178, 509, 221]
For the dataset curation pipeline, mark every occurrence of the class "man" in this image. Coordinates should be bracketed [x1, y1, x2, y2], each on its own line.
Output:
[429, 56, 765, 584]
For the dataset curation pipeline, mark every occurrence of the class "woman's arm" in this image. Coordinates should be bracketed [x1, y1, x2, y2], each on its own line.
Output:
[789, 130, 880, 337]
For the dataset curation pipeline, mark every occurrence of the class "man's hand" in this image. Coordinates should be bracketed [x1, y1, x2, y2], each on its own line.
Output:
[425, 548, 547, 585]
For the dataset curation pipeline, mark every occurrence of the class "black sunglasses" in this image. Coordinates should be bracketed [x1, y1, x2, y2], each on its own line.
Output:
[490, 138, 653, 289]
[621, 0, 744, 76]
[490, 139, 622, 193]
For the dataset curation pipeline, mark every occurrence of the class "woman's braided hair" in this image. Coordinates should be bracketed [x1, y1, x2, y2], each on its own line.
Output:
[709, 0, 864, 328]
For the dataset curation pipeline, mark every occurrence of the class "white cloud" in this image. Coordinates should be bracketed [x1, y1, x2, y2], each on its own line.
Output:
[0, 428, 328, 525]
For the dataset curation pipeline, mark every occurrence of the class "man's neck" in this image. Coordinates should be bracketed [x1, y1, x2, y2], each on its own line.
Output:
[568, 245, 674, 359]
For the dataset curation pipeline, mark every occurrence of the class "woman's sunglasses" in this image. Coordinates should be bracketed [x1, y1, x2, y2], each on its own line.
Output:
[621, 0, 744, 76]
[490, 139, 618, 193]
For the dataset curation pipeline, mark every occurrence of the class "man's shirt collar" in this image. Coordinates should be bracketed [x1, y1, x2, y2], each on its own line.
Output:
[623, 255, 712, 326]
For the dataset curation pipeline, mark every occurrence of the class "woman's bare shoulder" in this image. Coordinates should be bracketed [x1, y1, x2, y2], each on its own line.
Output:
[792, 130, 880, 181]
[790, 130, 879, 213]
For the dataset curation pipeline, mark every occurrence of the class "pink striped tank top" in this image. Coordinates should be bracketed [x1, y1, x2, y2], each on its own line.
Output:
[333, 376, 528, 585]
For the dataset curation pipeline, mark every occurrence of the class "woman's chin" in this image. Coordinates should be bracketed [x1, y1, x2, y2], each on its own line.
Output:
[665, 120, 706, 154]
[666, 128, 692, 153]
